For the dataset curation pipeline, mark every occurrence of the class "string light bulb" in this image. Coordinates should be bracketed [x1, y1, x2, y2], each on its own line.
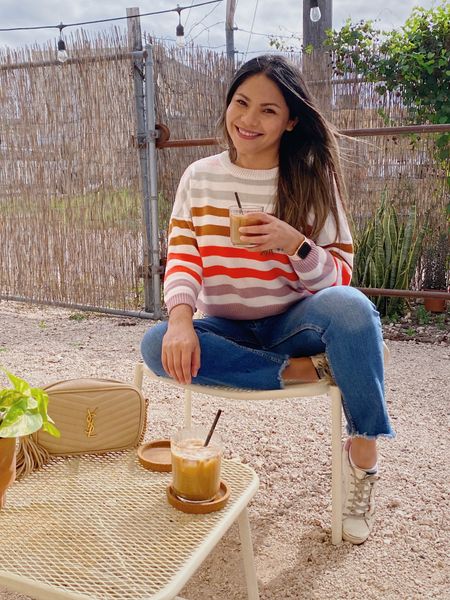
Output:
[175, 6, 185, 47]
[309, 0, 321, 22]
[57, 23, 68, 62]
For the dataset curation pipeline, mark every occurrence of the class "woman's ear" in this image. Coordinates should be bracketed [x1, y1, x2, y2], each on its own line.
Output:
[286, 117, 299, 132]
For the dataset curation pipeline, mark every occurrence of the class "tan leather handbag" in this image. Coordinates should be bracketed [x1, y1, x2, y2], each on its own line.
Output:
[16, 378, 148, 478]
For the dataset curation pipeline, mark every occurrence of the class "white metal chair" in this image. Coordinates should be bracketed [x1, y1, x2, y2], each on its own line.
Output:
[134, 343, 388, 547]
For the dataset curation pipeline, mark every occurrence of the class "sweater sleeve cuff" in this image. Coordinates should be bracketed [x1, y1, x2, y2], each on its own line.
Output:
[287, 239, 321, 272]
[165, 293, 197, 315]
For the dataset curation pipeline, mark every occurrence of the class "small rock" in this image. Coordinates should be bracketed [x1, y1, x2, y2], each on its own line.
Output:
[387, 498, 401, 508]
[266, 444, 281, 453]
[419, 519, 434, 526]
[47, 356, 64, 363]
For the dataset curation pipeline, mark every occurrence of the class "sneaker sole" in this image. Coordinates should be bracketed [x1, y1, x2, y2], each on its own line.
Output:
[342, 530, 370, 545]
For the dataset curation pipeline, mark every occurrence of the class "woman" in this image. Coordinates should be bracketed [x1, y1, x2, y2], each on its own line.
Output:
[141, 55, 395, 544]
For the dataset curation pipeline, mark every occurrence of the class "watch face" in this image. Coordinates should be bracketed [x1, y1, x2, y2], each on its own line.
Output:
[298, 241, 312, 259]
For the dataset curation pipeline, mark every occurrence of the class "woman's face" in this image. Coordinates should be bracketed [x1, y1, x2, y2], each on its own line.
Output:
[225, 73, 297, 170]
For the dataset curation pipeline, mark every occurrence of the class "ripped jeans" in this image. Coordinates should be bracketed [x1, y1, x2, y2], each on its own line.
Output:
[141, 286, 395, 439]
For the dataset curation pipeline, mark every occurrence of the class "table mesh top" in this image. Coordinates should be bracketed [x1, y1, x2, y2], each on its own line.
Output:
[0, 451, 257, 600]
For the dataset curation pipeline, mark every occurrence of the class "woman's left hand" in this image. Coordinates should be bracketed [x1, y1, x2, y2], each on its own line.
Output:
[239, 212, 305, 255]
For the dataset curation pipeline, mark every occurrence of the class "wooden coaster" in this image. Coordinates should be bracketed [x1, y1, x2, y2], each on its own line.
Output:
[137, 440, 172, 472]
[166, 481, 230, 514]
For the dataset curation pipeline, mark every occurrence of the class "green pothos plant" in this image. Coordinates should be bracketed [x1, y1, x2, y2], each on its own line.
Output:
[0, 369, 60, 439]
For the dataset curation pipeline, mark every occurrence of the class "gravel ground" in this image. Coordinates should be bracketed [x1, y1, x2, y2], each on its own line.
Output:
[0, 300, 448, 600]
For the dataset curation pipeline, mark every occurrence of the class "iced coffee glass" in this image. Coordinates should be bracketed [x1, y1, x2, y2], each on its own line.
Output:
[229, 205, 264, 247]
[171, 426, 222, 502]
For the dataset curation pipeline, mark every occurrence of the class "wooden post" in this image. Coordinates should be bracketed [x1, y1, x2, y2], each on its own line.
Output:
[302, 0, 332, 50]
[226, 0, 237, 67]
[302, 1, 333, 117]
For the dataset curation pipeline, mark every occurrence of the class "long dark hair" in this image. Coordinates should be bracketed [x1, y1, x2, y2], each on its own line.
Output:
[218, 54, 347, 240]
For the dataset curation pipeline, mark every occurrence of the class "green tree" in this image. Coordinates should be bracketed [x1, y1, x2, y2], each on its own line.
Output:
[325, 5, 449, 177]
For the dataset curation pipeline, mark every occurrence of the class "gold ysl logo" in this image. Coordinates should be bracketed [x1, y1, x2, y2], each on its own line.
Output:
[85, 408, 97, 437]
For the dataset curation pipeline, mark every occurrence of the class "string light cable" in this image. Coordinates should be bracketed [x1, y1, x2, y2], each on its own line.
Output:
[152, 34, 226, 50]
[239, 48, 302, 56]
[186, 0, 222, 39]
[189, 20, 225, 43]
[233, 24, 302, 58]
[183, 0, 198, 31]
[0, 1, 223, 33]
[0, 0, 223, 59]
[243, 0, 259, 60]
[236, 26, 301, 41]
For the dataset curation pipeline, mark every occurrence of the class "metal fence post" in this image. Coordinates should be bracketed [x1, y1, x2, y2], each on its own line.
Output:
[144, 44, 162, 319]
[127, 7, 157, 316]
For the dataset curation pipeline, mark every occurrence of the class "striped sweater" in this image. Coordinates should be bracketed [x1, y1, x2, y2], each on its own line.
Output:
[164, 151, 353, 320]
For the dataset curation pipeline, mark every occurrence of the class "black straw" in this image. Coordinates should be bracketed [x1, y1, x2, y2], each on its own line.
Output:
[204, 409, 222, 447]
[234, 192, 243, 213]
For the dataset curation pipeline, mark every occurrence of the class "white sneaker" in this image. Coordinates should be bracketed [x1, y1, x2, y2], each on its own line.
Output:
[342, 440, 379, 544]
[310, 353, 335, 384]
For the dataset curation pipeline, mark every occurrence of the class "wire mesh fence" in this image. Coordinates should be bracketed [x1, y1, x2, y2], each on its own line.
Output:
[0, 34, 447, 313]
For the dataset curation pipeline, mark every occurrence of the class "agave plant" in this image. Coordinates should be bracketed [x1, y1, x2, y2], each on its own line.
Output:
[352, 193, 428, 317]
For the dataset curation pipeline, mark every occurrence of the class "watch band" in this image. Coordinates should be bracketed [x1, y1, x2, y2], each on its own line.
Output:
[289, 237, 312, 259]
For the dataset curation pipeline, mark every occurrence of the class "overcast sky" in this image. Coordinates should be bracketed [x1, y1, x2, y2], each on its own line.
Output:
[0, 0, 439, 57]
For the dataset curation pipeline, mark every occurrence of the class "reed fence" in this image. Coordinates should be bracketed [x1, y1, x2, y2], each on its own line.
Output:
[0, 30, 145, 313]
[0, 32, 447, 314]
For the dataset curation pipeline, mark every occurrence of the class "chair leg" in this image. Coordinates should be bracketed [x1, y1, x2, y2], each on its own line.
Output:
[238, 507, 260, 600]
[330, 385, 343, 545]
[134, 362, 144, 390]
[184, 390, 192, 427]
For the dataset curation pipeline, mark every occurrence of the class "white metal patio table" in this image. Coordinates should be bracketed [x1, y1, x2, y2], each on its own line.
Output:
[0, 451, 260, 600]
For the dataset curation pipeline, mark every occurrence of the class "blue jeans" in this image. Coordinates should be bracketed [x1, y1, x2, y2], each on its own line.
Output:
[141, 287, 395, 439]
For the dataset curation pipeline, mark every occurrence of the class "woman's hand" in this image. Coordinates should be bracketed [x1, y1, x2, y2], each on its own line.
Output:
[162, 305, 201, 385]
[239, 212, 305, 255]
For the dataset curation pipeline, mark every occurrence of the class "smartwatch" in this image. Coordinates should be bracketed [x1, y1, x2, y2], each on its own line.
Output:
[289, 238, 312, 259]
